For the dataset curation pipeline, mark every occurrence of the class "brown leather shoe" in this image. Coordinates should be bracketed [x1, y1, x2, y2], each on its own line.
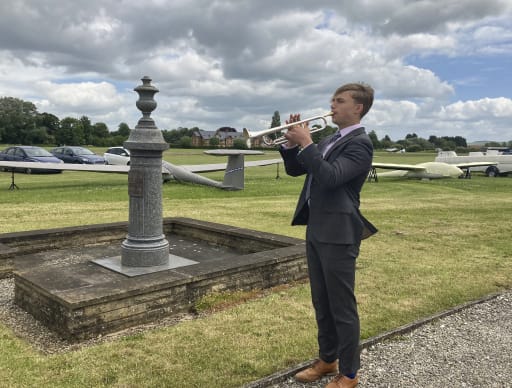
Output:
[325, 374, 359, 388]
[294, 359, 338, 383]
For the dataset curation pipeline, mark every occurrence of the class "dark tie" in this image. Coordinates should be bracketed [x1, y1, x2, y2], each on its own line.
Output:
[306, 132, 341, 201]
[321, 131, 341, 157]
[328, 132, 341, 144]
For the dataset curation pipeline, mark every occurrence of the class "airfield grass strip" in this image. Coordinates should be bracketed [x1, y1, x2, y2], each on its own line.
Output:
[0, 149, 511, 387]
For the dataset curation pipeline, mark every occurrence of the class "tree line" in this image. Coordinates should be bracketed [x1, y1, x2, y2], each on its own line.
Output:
[0, 97, 130, 147]
[1, 97, 510, 151]
[0, 96, 202, 148]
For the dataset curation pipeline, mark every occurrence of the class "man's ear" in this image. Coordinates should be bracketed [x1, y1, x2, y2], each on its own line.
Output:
[355, 103, 364, 116]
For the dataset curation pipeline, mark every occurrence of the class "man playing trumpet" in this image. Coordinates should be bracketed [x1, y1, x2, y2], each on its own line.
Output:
[279, 83, 377, 388]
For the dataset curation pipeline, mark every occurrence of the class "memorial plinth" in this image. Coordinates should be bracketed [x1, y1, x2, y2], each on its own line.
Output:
[8, 218, 306, 340]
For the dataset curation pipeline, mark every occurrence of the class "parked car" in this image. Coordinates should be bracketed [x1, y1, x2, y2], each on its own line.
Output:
[104, 147, 131, 165]
[51, 146, 105, 164]
[0, 145, 63, 173]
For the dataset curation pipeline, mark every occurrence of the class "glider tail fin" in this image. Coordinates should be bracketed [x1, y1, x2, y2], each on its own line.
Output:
[222, 154, 244, 190]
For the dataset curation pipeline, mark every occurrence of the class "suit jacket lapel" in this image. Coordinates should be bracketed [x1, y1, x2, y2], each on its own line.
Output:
[324, 127, 365, 160]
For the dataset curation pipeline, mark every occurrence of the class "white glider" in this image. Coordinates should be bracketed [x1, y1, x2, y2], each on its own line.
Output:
[370, 161, 498, 181]
[0, 149, 281, 190]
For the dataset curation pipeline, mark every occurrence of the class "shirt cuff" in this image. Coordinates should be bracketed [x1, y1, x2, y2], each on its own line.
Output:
[280, 143, 299, 151]
[299, 143, 313, 152]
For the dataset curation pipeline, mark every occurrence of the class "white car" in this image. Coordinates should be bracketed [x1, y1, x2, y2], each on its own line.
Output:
[104, 147, 130, 165]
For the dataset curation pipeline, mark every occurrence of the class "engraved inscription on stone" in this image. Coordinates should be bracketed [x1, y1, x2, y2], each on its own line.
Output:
[128, 170, 144, 197]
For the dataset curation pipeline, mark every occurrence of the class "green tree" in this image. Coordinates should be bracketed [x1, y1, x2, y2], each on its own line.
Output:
[368, 130, 381, 149]
[80, 116, 93, 145]
[26, 127, 50, 144]
[89, 122, 109, 145]
[264, 111, 283, 143]
[92, 122, 109, 138]
[428, 135, 439, 147]
[416, 137, 434, 150]
[439, 138, 456, 150]
[232, 138, 247, 149]
[453, 136, 467, 148]
[180, 135, 192, 148]
[270, 111, 281, 128]
[56, 117, 85, 145]
[162, 127, 197, 146]
[0, 97, 38, 144]
[380, 135, 393, 149]
[430, 135, 467, 149]
[405, 144, 422, 152]
[117, 122, 131, 138]
[36, 112, 60, 140]
[402, 134, 435, 151]
[209, 137, 219, 147]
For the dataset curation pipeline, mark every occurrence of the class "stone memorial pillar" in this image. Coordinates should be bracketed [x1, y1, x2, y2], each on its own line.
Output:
[121, 76, 170, 267]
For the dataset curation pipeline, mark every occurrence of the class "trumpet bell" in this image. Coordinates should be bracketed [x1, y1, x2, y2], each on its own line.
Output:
[243, 112, 333, 148]
[243, 128, 285, 147]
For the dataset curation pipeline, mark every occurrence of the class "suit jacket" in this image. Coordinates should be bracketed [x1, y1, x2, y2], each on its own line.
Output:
[279, 127, 377, 244]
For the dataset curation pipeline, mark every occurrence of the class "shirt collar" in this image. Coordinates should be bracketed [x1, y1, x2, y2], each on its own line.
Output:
[338, 123, 362, 138]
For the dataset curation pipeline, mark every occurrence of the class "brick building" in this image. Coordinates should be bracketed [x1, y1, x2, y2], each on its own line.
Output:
[191, 127, 263, 148]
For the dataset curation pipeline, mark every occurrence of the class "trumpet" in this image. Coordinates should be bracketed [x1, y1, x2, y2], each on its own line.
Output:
[243, 112, 333, 148]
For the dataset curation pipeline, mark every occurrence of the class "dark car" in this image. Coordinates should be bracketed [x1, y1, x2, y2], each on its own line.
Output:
[0, 145, 63, 173]
[51, 146, 106, 164]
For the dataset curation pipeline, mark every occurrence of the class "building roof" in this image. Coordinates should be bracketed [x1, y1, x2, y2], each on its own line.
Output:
[193, 129, 244, 141]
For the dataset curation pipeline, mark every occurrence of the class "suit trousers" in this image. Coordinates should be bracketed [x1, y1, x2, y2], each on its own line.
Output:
[305, 225, 361, 375]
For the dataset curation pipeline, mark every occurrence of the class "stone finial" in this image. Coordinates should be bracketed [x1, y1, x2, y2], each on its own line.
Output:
[125, 76, 168, 147]
[134, 76, 159, 128]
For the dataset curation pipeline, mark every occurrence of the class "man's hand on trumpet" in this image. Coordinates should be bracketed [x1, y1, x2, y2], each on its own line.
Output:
[284, 113, 313, 149]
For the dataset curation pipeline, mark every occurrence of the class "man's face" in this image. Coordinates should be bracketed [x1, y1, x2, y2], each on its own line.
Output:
[330, 91, 363, 127]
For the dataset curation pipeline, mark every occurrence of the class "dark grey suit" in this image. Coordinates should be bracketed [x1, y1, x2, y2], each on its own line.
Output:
[279, 128, 376, 375]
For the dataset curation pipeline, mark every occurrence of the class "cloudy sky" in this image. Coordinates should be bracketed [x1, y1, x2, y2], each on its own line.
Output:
[1, 0, 511, 143]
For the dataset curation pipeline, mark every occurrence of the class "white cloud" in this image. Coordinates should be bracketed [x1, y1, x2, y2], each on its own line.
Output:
[34, 81, 123, 111]
[440, 98, 512, 120]
[383, 33, 457, 58]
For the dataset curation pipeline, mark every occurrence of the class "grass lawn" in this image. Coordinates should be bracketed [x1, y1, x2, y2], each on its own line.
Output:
[0, 148, 511, 387]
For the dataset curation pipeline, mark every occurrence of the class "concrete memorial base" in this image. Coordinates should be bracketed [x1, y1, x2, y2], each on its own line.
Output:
[0, 218, 306, 341]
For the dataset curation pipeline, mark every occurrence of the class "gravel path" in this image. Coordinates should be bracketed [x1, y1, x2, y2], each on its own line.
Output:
[252, 290, 512, 388]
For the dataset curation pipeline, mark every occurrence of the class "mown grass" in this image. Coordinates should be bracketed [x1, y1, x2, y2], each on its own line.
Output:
[0, 149, 511, 387]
